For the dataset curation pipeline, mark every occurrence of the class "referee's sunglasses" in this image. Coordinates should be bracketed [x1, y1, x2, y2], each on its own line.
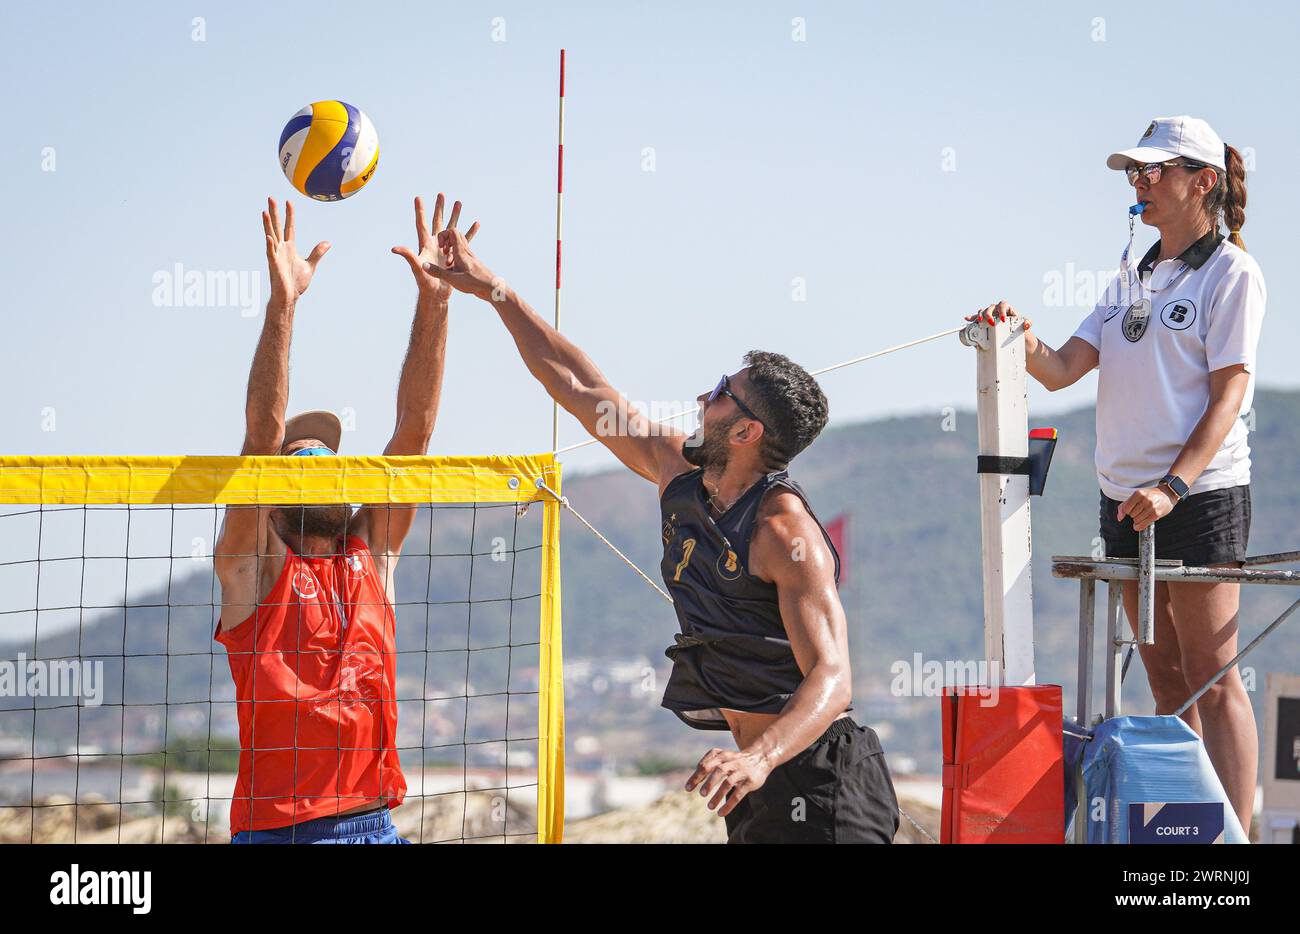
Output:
[1125, 160, 1209, 186]
[707, 374, 766, 427]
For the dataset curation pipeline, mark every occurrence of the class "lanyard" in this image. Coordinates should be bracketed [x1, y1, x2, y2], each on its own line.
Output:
[1120, 207, 1192, 308]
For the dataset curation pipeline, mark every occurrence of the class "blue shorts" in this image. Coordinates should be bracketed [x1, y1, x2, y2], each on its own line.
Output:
[231, 806, 411, 844]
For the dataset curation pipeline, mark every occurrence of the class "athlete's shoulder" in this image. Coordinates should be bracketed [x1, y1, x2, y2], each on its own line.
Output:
[753, 487, 822, 551]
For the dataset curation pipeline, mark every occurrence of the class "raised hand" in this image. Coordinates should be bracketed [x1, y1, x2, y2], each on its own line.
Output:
[391, 194, 481, 302]
[422, 224, 501, 302]
[263, 198, 330, 303]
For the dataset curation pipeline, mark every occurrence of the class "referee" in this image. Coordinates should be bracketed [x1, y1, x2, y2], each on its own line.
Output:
[972, 116, 1265, 834]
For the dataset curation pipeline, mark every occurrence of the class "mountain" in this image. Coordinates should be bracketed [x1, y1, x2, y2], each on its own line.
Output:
[4, 390, 1298, 771]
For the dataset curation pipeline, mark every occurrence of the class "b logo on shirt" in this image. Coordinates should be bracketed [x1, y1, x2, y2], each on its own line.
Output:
[1160, 298, 1197, 331]
[1122, 299, 1152, 342]
[716, 548, 742, 581]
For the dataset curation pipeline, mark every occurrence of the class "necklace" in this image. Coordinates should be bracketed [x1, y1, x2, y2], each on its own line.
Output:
[706, 486, 733, 515]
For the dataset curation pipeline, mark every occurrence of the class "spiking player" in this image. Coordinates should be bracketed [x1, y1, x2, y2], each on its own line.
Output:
[422, 226, 900, 843]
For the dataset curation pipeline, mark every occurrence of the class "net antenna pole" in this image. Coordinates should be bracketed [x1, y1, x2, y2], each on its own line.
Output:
[960, 318, 1036, 686]
[551, 48, 566, 452]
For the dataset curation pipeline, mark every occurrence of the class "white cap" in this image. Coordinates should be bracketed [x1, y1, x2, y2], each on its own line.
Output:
[1106, 116, 1226, 172]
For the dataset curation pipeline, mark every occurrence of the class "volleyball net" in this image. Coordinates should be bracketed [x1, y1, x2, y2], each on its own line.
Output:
[0, 454, 564, 844]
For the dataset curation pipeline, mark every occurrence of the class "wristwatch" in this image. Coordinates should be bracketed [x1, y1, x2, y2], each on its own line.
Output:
[1157, 473, 1189, 503]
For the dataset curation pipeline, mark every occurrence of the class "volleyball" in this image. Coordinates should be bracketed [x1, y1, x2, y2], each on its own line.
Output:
[278, 100, 379, 201]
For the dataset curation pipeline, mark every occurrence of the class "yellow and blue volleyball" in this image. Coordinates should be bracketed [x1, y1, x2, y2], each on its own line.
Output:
[278, 101, 379, 201]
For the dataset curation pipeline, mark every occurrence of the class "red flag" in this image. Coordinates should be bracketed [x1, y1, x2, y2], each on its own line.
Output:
[824, 513, 848, 588]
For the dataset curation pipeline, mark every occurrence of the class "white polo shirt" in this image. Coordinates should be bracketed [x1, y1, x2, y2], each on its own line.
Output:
[1072, 231, 1266, 502]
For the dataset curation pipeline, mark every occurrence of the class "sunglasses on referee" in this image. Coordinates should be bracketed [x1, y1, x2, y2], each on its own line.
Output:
[1125, 159, 1210, 186]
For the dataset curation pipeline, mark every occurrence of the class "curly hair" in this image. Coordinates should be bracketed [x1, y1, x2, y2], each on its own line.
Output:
[740, 350, 829, 469]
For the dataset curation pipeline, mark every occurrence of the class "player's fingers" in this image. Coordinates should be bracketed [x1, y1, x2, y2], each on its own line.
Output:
[265, 235, 276, 262]
[685, 756, 720, 792]
[284, 200, 295, 242]
[447, 199, 462, 231]
[435, 227, 466, 258]
[684, 762, 710, 792]
[717, 783, 750, 817]
[431, 193, 444, 237]
[421, 261, 452, 281]
[306, 241, 331, 269]
[414, 197, 429, 248]
[392, 246, 423, 274]
[697, 768, 725, 799]
[707, 778, 734, 811]
[267, 198, 282, 240]
[262, 211, 274, 243]
[465, 221, 481, 242]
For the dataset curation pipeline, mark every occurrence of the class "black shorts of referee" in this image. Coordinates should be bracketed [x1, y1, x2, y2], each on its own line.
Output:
[1100, 484, 1250, 566]
[724, 718, 899, 844]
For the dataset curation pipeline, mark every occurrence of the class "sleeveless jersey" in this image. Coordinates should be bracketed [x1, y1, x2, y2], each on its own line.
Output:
[658, 468, 842, 730]
[215, 535, 406, 833]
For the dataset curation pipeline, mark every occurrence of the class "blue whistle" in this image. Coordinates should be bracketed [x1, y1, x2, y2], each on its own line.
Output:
[1129, 202, 1146, 215]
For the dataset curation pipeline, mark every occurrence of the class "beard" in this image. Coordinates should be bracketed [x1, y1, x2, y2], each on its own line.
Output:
[273, 504, 353, 541]
[681, 416, 737, 470]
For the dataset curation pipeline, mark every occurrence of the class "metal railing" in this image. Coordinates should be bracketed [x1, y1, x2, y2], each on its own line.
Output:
[1051, 527, 1300, 843]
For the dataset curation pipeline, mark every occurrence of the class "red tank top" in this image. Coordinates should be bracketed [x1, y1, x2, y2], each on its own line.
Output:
[215, 536, 406, 834]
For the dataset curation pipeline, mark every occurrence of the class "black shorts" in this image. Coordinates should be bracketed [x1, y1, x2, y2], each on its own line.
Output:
[723, 718, 899, 844]
[1099, 484, 1250, 567]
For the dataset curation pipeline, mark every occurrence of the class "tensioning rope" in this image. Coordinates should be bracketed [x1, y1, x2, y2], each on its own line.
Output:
[535, 479, 672, 604]
[541, 323, 968, 608]
[553, 326, 965, 456]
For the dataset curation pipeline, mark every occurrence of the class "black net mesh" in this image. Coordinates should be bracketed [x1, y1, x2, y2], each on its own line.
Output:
[0, 499, 546, 843]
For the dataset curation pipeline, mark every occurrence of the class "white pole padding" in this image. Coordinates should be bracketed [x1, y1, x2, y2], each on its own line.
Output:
[962, 319, 1036, 686]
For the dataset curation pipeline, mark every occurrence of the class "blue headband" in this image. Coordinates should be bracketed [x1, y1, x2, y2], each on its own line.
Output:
[290, 446, 335, 457]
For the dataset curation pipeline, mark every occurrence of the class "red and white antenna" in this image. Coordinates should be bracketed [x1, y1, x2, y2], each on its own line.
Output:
[552, 49, 566, 451]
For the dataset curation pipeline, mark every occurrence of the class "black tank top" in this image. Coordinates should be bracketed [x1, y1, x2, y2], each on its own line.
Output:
[658, 467, 842, 730]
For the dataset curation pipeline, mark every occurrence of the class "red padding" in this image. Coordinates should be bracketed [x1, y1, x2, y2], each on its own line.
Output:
[941, 685, 1064, 843]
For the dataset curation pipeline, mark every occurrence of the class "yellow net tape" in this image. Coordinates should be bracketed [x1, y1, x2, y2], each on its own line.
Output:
[0, 453, 565, 843]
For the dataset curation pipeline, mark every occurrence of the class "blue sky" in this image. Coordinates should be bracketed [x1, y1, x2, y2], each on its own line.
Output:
[3, 0, 1297, 475]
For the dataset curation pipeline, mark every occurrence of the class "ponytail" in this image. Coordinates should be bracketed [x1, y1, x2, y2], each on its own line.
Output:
[1206, 143, 1248, 251]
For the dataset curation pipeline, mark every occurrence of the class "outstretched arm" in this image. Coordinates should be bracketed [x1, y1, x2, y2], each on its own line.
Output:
[423, 228, 691, 488]
[215, 199, 330, 627]
[354, 196, 481, 577]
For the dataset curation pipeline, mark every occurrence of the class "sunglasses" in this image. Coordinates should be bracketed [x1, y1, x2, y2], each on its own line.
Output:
[707, 374, 765, 426]
[1125, 160, 1208, 186]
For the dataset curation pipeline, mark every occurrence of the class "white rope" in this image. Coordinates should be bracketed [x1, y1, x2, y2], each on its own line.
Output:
[552, 326, 965, 455]
[897, 804, 938, 843]
[534, 479, 673, 604]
